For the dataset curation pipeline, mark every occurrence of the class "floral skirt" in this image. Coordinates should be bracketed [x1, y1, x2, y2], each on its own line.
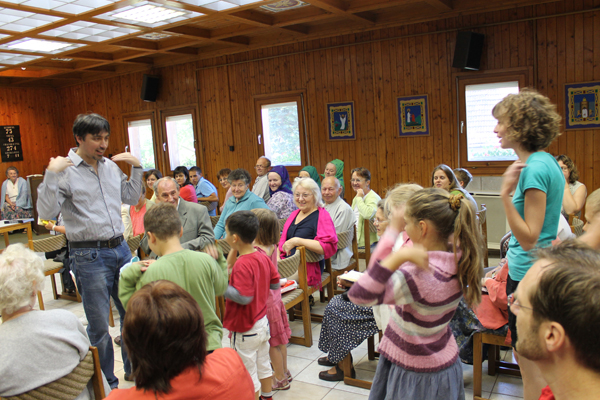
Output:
[1, 203, 32, 220]
[318, 294, 378, 364]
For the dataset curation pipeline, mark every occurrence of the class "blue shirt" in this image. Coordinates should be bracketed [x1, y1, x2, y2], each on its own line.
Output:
[507, 152, 564, 281]
[195, 177, 218, 216]
[214, 190, 269, 239]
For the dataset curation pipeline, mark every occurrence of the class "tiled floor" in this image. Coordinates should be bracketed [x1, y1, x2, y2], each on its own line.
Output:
[28, 256, 524, 400]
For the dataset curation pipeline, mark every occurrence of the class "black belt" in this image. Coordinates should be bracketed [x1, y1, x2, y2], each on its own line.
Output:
[69, 235, 124, 249]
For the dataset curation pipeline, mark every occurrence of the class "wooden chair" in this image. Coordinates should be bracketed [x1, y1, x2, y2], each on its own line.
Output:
[278, 246, 312, 347]
[215, 295, 226, 323]
[341, 330, 383, 389]
[278, 218, 287, 233]
[215, 238, 231, 256]
[570, 216, 584, 237]
[1, 346, 106, 400]
[357, 218, 377, 266]
[473, 332, 521, 400]
[477, 204, 488, 268]
[32, 234, 81, 310]
[290, 247, 333, 323]
[210, 215, 220, 228]
[330, 226, 359, 296]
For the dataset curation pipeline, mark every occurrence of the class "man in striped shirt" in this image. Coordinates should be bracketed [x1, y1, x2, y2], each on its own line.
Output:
[38, 113, 143, 389]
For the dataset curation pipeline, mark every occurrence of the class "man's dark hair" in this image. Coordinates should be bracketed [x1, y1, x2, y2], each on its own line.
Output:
[227, 169, 252, 186]
[173, 166, 191, 187]
[123, 280, 208, 393]
[144, 203, 181, 240]
[72, 113, 110, 144]
[189, 166, 202, 175]
[226, 210, 258, 244]
[533, 241, 600, 373]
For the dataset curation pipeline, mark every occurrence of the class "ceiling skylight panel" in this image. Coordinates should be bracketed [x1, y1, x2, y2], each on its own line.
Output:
[97, 2, 202, 28]
[0, 52, 43, 65]
[38, 22, 139, 42]
[1, 38, 84, 53]
[201, 1, 238, 11]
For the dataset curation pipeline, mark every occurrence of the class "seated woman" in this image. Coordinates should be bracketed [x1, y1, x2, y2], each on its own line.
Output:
[279, 177, 337, 289]
[144, 169, 162, 203]
[0, 244, 109, 399]
[350, 167, 381, 250]
[106, 280, 254, 399]
[556, 155, 587, 219]
[299, 166, 321, 187]
[173, 166, 198, 203]
[1, 166, 32, 220]
[431, 164, 477, 210]
[266, 166, 297, 220]
[121, 184, 154, 239]
[217, 168, 233, 212]
[322, 159, 345, 196]
[317, 184, 422, 381]
[213, 169, 269, 239]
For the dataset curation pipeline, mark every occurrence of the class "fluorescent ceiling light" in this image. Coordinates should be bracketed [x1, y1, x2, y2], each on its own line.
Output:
[8, 38, 71, 52]
[112, 4, 185, 24]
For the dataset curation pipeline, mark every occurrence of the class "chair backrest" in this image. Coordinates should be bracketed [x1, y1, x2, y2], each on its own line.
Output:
[4, 348, 102, 400]
[32, 234, 67, 253]
[278, 218, 287, 233]
[336, 228, 353, 251]
[476, 204, 488, 268]
[210, 215, 220, 228]
[304, 248, 324, 263]
[126, 233, 143, 254]
[277, 249, 301, 278]
[215, 238, 231, 255]
[499, 231, 512, 259]
[571, 217, 584, 237]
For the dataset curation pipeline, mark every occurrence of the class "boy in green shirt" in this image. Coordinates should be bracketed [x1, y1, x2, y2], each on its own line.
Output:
[119, 202, 228, 351]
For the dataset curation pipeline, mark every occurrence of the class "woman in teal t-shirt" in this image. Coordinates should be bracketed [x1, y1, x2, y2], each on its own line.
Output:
[494, 89, 563, 400]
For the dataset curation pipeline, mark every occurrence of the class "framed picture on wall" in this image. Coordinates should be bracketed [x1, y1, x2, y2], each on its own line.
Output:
[564, 82, 600, 130]
[327, 101, 355, 141]
[397, 94, 430, 137]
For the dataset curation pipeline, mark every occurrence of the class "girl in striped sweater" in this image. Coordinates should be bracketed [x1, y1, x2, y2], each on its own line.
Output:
[348, 188, 484, 400]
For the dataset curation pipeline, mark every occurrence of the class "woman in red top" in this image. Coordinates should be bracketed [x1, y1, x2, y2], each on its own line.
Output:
[173, 166, 198, 203]
[107, 280, 254, 400]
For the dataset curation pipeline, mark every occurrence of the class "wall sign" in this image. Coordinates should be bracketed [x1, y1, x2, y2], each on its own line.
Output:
[0, 126, 23, 162]
[564, 81, 600, 130]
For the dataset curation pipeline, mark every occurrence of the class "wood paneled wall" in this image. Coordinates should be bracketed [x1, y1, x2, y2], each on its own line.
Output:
[43, 0, 600, 203]
[0, 87, 62, 179]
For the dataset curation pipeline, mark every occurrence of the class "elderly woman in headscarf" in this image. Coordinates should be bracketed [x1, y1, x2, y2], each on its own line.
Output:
[266, 166, 297, 220]
[299, 166, 321, 187]
[322, 159, 345, 197]
[1, 166, 32, 220]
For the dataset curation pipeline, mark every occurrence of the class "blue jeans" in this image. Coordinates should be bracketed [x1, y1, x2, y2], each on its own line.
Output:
[70, 241, 131, 389]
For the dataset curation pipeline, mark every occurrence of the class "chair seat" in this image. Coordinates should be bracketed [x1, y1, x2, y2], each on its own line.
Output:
[282, 289, 304, 307]
[43, 259, 63, 274]
[358, 248, 365, 254]
[321, 272, 330, 283]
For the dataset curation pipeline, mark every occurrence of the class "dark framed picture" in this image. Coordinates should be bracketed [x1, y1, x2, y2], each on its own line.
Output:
[564, 82, 600, 130]
[327, 101, 355, 141]
[397, 94, 430, 137]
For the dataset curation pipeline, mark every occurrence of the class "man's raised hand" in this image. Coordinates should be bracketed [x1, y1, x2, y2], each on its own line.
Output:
[111, 153, 142, 168]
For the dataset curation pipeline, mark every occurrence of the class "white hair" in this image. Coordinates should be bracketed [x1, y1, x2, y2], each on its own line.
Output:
[293, 177, 323, 208]
[154, 176, 180, 194]
[0, 244, 45, 315]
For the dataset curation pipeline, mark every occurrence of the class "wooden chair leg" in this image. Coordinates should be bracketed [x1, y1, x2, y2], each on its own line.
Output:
[300, 297, 313, 347]
[367, 335, 376, 360]
[473, 332, 484, 399]
[488, 344, 498, 376]
[50, 273, 58, 300]
[108, 299, 115, 328]
[37, 291, 45, 310]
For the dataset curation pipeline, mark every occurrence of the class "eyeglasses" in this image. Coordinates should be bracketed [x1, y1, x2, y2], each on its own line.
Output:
[507, 293, 533, 313]
[373, 218, 389, 226]
[294, 193, 313, 199]
[255, 165, 268, 169]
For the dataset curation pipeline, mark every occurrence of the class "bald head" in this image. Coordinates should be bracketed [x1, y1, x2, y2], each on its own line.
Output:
[321, 177, 341, 204]
[155, 177, 180, 205]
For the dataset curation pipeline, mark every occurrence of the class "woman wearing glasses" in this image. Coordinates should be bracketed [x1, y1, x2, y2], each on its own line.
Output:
[350, 167, 381, 251]
[495, 89, 563, 400]
[279, 177, 337, 288]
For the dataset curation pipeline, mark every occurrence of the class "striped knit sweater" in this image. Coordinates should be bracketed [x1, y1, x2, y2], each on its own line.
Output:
[348, 230, 462, 373]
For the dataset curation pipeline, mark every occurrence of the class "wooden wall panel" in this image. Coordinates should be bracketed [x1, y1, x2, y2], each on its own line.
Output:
[0, 87, 62, 178]
[42, 0, 600, 205]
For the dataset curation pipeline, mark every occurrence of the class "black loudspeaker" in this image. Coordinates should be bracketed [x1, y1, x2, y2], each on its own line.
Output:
[141, 75, 160, 102]
[452, 32, 485, 70]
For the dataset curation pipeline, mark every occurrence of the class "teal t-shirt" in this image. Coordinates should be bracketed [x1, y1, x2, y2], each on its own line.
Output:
[507, 152, 564, 281]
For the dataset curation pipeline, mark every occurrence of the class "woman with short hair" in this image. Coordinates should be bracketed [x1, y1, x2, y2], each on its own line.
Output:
[350, 167, 381, 249]
[173, 166, 198, 203]
[556, 154, 587, 218]
[217, 168, 233, 212]
[106, 280, 254, 399]
[1, 166, 32, 220]
[431, 164, 477, 210]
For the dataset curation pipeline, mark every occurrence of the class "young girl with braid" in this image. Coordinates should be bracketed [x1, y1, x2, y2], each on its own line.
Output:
[348, 188, 484, 400]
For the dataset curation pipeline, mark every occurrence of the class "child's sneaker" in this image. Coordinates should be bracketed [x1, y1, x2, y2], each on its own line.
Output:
[272, 376, 290, 390]
[285, 370, 293, 383]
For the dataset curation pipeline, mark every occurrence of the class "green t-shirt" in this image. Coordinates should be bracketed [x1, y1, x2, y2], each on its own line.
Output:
[507, 152, 564, 281]
[119, 249, 228, 351]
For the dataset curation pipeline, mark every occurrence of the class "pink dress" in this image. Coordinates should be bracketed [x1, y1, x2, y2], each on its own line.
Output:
[255, 246, 291, 347]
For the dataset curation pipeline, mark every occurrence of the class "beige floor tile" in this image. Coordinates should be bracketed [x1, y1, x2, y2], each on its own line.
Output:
[462, 361, 498, 393]
[286, 342, 326, 360]
[492, 375, 523, 398]
[272, 381, 331, 399]
[488, 393, 525, 400]
[295, 360, 339, 388]
[322, 389, 369, 400]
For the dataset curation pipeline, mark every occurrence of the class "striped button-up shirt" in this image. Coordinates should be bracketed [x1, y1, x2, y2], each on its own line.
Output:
[38, 148, 143, 242]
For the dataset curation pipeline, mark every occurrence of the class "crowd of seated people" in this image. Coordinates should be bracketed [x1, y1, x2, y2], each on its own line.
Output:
[8, 88, 600, 400]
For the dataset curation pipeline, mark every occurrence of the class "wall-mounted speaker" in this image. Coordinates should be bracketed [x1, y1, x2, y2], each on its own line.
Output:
[141, 75, 160, 102]
[452, 32, 485, 70]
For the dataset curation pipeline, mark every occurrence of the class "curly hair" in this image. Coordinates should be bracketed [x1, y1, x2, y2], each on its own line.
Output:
[555, 154, 579, 184]
[0, 244, 45, 315]
[492, 89, 561, 152]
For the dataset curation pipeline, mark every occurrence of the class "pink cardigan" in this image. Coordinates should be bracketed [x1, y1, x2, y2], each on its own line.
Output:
[474, 261, 508, 330]
[278, 207, 338, 287]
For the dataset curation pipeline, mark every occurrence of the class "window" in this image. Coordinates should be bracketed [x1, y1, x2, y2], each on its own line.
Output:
[164, 113, 196, 170]
[457, 70, 529, 174]
[255, 93, 308, 173]
[126, 117, 156, 170]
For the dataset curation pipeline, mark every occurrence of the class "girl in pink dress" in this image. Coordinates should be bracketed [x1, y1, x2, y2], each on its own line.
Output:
[252, 208, 292, 391]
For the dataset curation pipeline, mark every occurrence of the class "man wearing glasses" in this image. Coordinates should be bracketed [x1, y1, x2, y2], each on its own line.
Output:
[252, 157, 272, 203]
[509, 241, 600, 400]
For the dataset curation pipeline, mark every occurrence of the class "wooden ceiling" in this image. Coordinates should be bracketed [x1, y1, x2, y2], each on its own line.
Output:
[0, 0, 557, 87]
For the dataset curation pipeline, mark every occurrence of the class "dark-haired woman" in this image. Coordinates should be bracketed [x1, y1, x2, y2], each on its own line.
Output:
[173, 166, 198, 203]
[107, 280, 254, 400]
[431, 164, 477, 210]
[556, 154, 587, 219]
[144, 169, 162, 202]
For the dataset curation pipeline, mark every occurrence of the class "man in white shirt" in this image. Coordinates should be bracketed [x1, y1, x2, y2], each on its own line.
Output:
[252, 157, 271, 203]
[322, 177, 354, 270]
